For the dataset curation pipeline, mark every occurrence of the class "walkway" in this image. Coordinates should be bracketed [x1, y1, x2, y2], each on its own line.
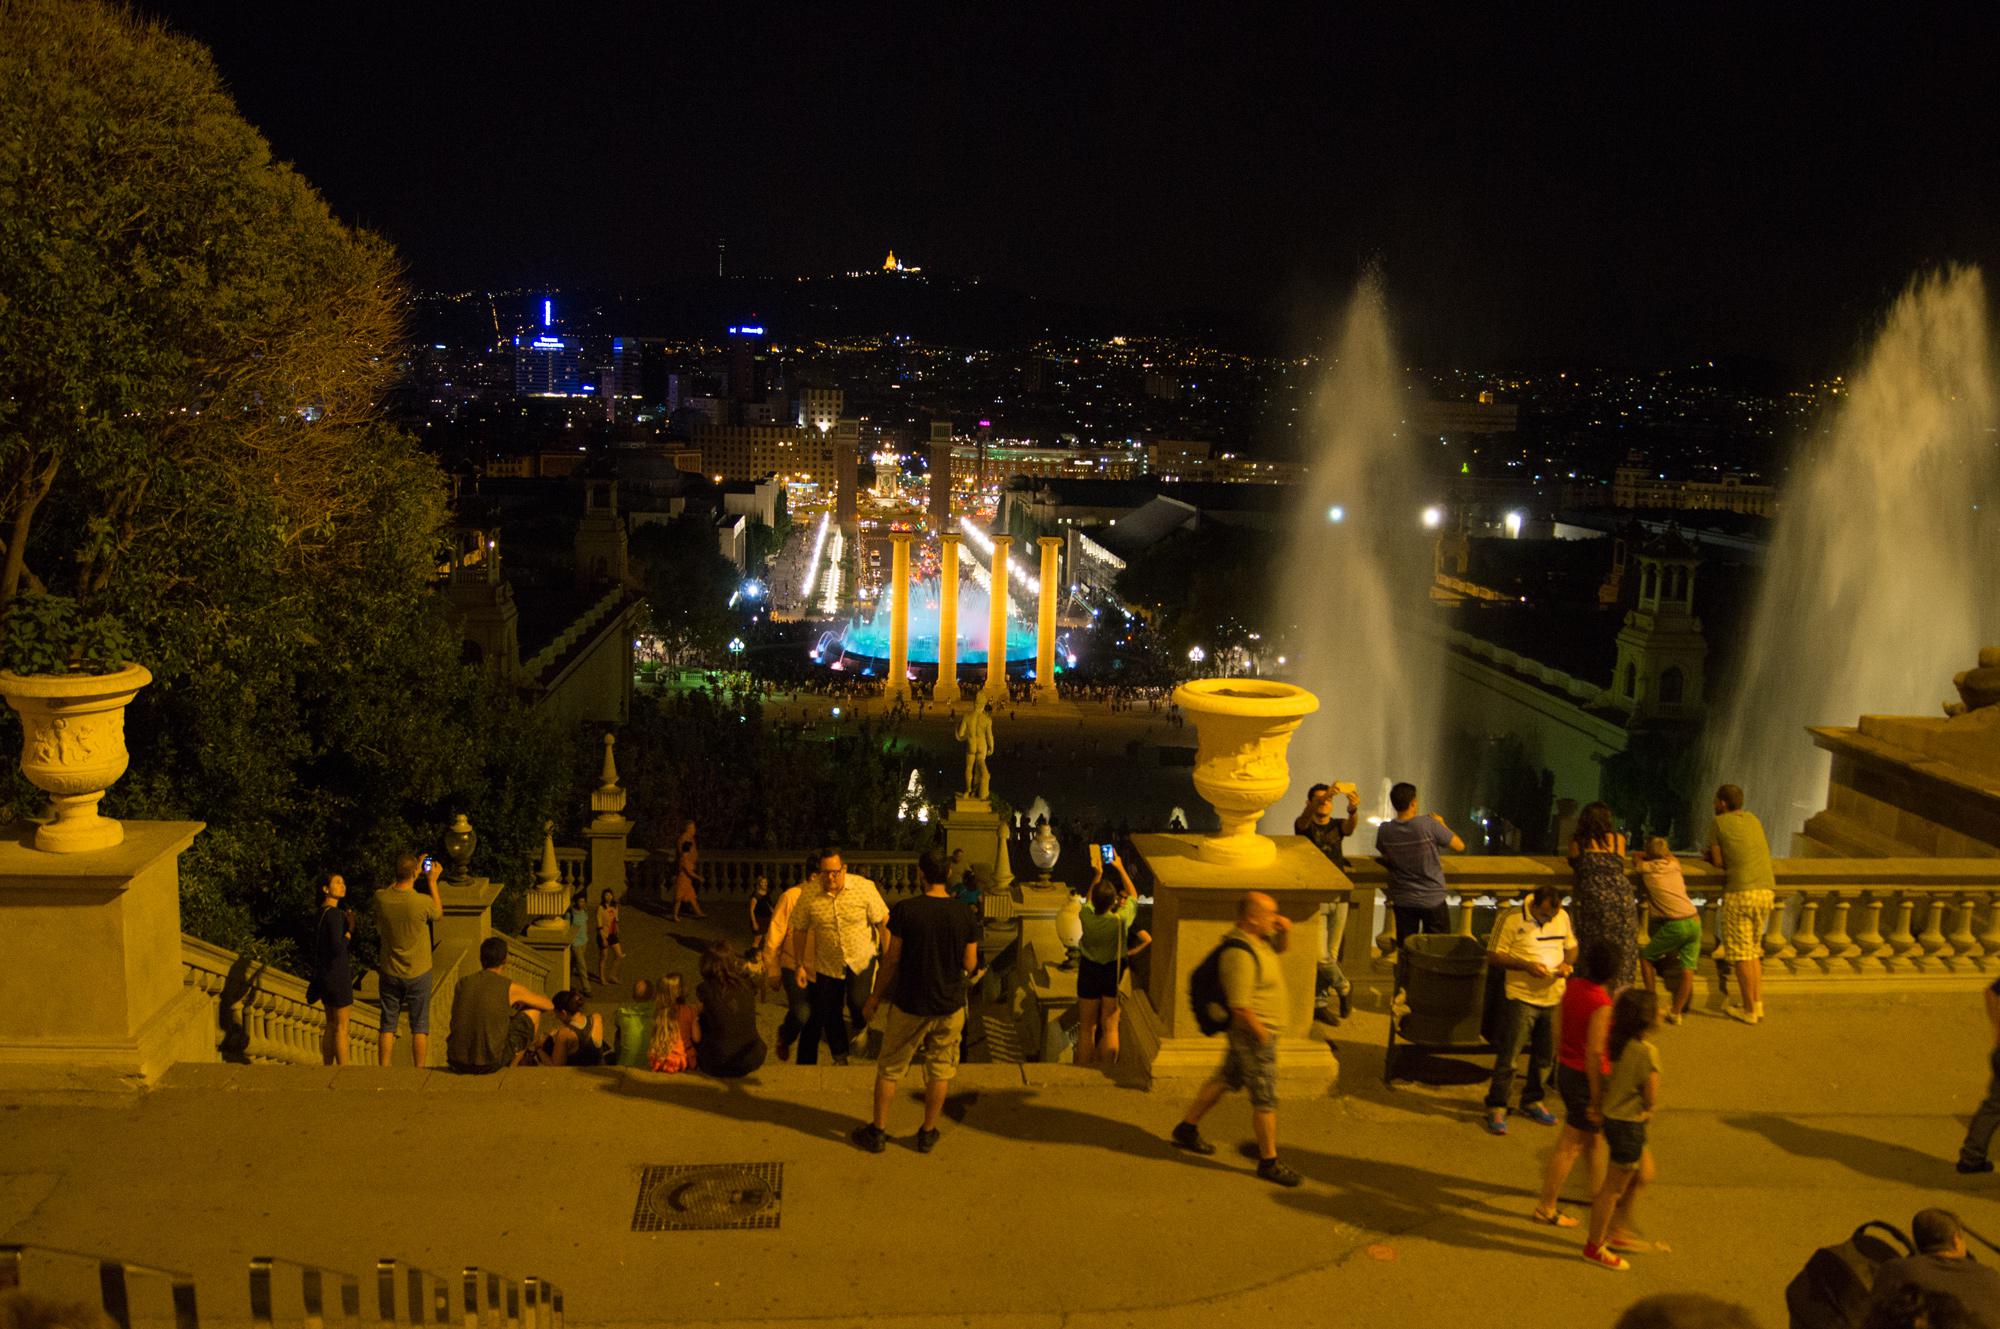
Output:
[3, 990, 1996, 1328]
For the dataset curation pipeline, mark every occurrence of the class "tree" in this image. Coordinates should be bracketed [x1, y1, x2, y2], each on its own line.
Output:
[0, 1, 578, 964]
[632, 518, 738, 664]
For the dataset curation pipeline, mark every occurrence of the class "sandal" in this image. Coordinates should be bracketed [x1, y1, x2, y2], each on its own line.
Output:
[1531, 1206, 1581, 1228]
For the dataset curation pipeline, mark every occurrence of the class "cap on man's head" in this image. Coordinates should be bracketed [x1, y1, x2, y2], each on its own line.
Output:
[1914, 1208, 1963, 1253]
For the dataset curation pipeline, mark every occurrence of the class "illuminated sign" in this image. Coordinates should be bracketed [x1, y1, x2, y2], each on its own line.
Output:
[728, 325, 766, 336]
[542, 299, 552, 328]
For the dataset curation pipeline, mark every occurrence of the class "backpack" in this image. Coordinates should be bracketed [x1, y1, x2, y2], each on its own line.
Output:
[1188, 937, 1258, 1036]
[1784, 1221, 1911, 1329]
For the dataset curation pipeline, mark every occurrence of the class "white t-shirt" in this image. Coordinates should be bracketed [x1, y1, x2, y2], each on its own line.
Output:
[1488, 903, 1575, 1006]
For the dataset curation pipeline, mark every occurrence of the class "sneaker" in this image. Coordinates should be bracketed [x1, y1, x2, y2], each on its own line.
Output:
[775, 1040, 793, 1062]
[1483, 1111, 1509, 1136]
[1171, 1123, 1217, 1156]
[1257, 1157, 1304, 1188]
[1661, 1012, 1682, 1026]
[1958, 1159, 1995, 1175]
[914, 1127, 940, 1154]
[1337, 987, 1353, 1020]
[850, 1124, 887, 1154]
[1725, 1004, 1760, 1026]
[1581, 1243, 1631, 1271]
[1522, 1104, 1557, 1127]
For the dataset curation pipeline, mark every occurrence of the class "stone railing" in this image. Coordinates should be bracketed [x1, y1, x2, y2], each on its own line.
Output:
[179, 936, 385, 1066]
[0, 1243, 563, 1329]
[664, 849, 926, 896]
[1338, 855, 2000, 984]
[505, 937, 555, 996]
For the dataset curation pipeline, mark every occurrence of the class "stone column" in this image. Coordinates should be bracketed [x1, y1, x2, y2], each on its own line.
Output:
[1034, 536, 1062, 700]
[0, 820, 206, 1083]
[584, 733, 633, 900]
[522, 824, 573, 991]
[886, 531, 913, 701]
[937, 533, 963, 706]
[984, 534, 1012, 699]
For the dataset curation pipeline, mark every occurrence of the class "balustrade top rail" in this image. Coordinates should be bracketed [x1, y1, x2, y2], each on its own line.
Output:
[180, 935, 386, 1066]
[1336, 854, 2000, 890]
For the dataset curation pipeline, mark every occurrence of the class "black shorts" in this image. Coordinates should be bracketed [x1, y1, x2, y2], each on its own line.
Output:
[1076, 957, 1122, 1000]
[1556, 1063, 1600, 1134]
[1603, 1118, 1647, 1167]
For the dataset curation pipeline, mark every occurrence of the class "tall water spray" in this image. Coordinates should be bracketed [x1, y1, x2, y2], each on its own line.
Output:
[1277, 277, 1447, 821]
[1707, 266, 2000, 841]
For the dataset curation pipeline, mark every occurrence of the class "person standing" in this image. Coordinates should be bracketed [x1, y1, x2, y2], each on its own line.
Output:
[312, 873, 355, 1066]
[1705, 784, 1775, 1024]
[1483, 885, 1577, 1134]
[1536, 941, 1618, 1228]
[672, 820, 706, 921]
[1169, 891, 1303, 1187]
[1569, 803, 1636, 992]
[1636, 838, 1699, 1024]
[696, 942, 768, 1078]
[851, 849, 980, 1153]
[563, 891, 592, 998]
[1297, 781, 1361, 1022]
[1374, 783, 1464, 946]
[595, 889, 623, 987]
[790, 848, 889, 1066]
[373, 853, 444, 1067]
[445, 936, 554, 1074]
[1956, 973, 2000, 1174]
[760, 873, 812, 1061]
[1075, 851, 1151, 1066]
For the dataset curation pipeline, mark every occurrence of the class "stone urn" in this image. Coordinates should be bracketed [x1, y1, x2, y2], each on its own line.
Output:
[1174, 677, 1320, 867]
[442, 813, 477, 884]
[0, 662, 153, 853]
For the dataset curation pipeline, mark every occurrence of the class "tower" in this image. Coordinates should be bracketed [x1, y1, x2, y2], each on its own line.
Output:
[928, 420, 954, 535]
[1611, 526, 1706, 719]
[573, 478, 628, 588]
[445, 525, 520, 681]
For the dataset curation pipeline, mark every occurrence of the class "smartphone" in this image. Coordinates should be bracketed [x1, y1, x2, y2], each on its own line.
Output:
[421, 854, 434, 872]
[1100, 842, 1117, 863]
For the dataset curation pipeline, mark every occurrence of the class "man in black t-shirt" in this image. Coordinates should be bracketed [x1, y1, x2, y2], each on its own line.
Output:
[851, 848, 980, 1155]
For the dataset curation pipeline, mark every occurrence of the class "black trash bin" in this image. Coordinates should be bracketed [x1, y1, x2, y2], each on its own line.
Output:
[1393, 933, 1490, 1049]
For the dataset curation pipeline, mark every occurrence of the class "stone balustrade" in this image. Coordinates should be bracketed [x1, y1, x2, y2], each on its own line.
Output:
[179, 936, 385, 1066]
[1336, 855, 2000, 984]
[681, 849, 925, 896]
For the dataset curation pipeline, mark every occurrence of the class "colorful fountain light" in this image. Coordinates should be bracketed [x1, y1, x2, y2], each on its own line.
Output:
[835, 576, 1029, 667]
[958, 516, 1039, 596]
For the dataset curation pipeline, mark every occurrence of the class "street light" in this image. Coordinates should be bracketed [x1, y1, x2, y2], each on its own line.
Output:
[1327, 505, 1345, 523]
[1188, 645, 1207, 665]
[1422, 505, 1445, 529]
[727, 637, 745, 656]
[1504, 510, 1524, 539]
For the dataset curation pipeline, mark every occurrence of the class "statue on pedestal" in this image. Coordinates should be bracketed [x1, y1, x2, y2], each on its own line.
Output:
[956, 700, 995, 802]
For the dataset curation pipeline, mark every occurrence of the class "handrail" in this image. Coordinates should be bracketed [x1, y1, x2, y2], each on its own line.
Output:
[0, 1244, 198, 1329]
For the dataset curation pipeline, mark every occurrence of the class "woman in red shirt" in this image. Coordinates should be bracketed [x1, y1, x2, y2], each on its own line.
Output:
[1534, 941, 1618, 1227]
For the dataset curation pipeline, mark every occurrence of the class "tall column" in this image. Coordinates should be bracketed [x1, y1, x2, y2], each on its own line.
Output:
[886, 530, 913, 701]
[984, 534, 1012, 699]
[1035, 536, 1061, 700]
[937, 533, 963, 705]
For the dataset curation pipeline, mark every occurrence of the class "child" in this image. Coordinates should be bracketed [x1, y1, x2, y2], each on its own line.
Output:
[748, 876, 775, 949]
[1583, 988, 1665, 1270]
[1636, 838, 1699, 1024]
[647, 974, 700, 1074]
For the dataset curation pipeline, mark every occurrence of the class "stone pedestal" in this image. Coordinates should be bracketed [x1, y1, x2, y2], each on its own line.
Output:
[937, 534, 963, 706]
[0, 820, 205, 1082]
[1800, 713, 2000, 857]
[436, 875, 502, 957]
[944, 797, 1014, 896]
[1127, 832, 1346, 1092]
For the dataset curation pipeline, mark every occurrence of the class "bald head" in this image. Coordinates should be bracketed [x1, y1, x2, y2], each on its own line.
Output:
[1238, 891, 1279, 937]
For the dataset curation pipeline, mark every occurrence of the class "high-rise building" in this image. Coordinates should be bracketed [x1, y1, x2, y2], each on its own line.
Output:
[513, 296, 586, 397]
[726, 323, 764, 402]
[800, 387, 843, 432]
[834, 418, 860, 531]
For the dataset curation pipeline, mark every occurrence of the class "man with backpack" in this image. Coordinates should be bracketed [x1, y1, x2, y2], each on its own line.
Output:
[1169, 891, 1303, 1188]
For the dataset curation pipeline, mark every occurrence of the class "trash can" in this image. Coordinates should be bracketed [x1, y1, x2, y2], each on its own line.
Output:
[1394, 933, 1489, 1047]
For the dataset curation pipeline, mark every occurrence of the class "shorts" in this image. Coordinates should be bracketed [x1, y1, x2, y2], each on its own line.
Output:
[1641, 916, 1702, 976]
[604, 931, 620, 947]
[1219, 1025, 1278, 1111]
[377, 970, 435, 1035]
[1076, 956, 1122, 1000]
[1719, 890, 1774, 961]
[1555, 1063, 1600, 1135]
[1603, 1118, 1648, 1167]
[876, 1005, 966, 1085]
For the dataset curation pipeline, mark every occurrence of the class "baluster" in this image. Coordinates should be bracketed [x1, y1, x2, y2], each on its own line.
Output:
[1821, 892, 1858, 963]
[1885, 894, 1921, 970]
[1761, 893, 1794, 964]
[1792, 894, 1825, 962]
[1851, 891, 1888, 971]
[1918, 896, 1951, 965]
[1373, 908, 1397, 963]
[1976, 894, 2000, 970]
[1486, 888, 1520, 943]
[1698, 897, 1722, 959]
[1948, 894, 1981, 966]
[1453, 893, 1475, 935]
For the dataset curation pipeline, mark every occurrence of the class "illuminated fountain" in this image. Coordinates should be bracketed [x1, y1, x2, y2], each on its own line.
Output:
[1707, 266, 2000, 841]
[830, 576, 1033, 671]
[1275, 275, 1446, 822]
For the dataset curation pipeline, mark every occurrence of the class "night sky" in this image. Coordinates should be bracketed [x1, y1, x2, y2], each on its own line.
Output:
[138, 4, 2000, 367]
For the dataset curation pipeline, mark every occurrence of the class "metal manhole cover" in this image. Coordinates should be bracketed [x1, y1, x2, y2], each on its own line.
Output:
[631, 1163, 783, 1232]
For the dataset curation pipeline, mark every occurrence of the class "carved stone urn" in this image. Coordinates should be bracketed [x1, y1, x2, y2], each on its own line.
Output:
[0, 662, 153, 853]
[442, 813, 478, 884]
[1173, 677, 1320, 868]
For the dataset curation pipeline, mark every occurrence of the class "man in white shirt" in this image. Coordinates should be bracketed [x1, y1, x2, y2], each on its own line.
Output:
[789, 847, 889, 1066]
[1483, 884, 1576, 1135]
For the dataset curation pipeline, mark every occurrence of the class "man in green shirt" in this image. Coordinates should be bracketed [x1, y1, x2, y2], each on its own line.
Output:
[372, 852, 445, 1065]
[1705, 784, 1776, 1026]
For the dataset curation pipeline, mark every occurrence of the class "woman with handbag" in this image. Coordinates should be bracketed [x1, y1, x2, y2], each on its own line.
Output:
[1074, 850, 1150, 1066]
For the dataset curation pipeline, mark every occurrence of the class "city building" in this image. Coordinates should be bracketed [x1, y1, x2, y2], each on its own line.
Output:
[1612, 450, 1778, 515]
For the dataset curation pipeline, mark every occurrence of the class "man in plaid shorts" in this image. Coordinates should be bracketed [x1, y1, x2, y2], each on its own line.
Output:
[1705, 784, 1775, 1025]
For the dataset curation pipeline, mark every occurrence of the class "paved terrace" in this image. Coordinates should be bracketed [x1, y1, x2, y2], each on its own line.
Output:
[5, 985, 1997, 1329]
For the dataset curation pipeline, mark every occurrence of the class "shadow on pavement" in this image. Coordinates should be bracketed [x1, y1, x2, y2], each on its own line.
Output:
[1723, 1113, 1949, 1184]
[941, 1089, 1233, 1173]
[596, 1067, 857, 1144]
[1269, 1141, 1578, 1261]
